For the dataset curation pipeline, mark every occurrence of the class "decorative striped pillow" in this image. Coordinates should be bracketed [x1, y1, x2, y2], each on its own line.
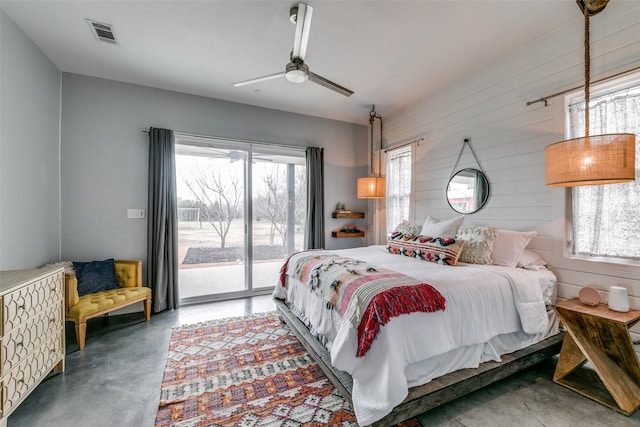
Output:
[386, 236, 465, 266]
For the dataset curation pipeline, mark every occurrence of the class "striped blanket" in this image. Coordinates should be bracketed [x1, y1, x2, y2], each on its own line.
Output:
[281, 252, 446, 357]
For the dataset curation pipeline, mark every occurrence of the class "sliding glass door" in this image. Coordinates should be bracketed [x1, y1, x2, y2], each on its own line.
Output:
[175, 137, 305, 303]
[251, 148, 306, 289]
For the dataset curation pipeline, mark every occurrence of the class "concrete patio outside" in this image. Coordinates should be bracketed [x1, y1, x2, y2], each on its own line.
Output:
[178, 219, 300, 300]
[179, 260, 282, 298]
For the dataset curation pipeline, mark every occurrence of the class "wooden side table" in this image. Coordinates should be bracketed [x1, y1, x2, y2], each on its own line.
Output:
[552, 298, 640, 415]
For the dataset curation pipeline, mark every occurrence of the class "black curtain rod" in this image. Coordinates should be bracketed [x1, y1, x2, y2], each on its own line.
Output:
[141, 128, 310, 151]
[384, 137, 424, 153]
[526, 65, 640, 107]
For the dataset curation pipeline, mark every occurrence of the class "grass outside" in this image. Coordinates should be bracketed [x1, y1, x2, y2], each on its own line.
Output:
[178, 219, 304, 268]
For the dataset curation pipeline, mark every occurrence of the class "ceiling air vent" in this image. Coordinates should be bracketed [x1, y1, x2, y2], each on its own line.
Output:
[86, 19, 118, 44]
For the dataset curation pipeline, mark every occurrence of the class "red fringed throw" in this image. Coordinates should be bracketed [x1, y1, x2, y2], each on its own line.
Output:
[356, 283, 446, 357]
[279, 254, 292, 287]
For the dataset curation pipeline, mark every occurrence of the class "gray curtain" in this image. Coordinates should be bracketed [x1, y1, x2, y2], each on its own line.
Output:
[147, 128, 179, 312]
[304, 146, 325, 249]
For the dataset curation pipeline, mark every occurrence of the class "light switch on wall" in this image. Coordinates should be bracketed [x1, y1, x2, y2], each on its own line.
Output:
[127, 209, 146, 219]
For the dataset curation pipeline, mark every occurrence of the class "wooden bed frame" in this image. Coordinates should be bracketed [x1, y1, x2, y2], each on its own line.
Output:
[275, 298, 564, 427]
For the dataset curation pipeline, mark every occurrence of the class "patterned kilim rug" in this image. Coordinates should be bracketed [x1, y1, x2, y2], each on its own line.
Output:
[155, 311, 421, 427]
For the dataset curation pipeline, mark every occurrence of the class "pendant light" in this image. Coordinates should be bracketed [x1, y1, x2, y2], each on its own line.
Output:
[545, 0, 635, 187]
[357, 105, 386, 198]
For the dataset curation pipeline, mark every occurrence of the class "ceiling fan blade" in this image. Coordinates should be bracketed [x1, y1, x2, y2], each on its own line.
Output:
[233, 72, 285, 87]
[291, 3, 313, 61]
[308, 71, 354, 97]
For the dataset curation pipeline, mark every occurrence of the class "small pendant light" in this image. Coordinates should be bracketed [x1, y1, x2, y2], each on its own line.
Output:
[357, 105, 386, 198]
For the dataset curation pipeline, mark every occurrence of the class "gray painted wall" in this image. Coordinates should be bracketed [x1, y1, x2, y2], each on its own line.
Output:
[60, 74, 368, 273]
[0, 10, 61, 270]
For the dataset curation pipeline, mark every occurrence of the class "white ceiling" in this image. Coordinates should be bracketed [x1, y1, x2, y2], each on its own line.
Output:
[2, 0, 584, 125]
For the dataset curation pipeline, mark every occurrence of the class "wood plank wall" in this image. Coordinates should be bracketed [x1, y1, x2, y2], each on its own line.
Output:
[378, 3, 640, 317]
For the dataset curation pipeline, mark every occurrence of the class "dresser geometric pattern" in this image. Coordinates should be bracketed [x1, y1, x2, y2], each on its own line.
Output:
[0, 267, 65, 426]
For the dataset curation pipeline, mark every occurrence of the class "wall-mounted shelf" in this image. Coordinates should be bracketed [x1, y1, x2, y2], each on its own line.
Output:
[332, 211, 365, 239]
[332, 211, 365, 219]
[331, 230, 365, 238]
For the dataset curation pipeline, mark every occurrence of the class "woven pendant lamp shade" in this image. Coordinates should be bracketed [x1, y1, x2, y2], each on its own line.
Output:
[544, 1, 636, 187]
[357, 176, 386, 199]
[545, 133, 636, 187]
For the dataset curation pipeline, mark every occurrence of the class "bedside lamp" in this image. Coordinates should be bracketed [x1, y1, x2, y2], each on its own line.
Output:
[357, 177, 386, 199]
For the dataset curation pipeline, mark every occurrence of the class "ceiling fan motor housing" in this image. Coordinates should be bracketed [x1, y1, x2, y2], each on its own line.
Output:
[285, 59, 308, 83]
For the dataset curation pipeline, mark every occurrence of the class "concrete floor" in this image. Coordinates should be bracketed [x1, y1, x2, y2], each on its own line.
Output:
[9, 295, 640, 427]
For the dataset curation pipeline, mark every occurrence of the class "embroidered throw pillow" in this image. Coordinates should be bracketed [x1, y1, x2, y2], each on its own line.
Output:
[390, 220, 423, 239]
[456, 225, 498, 265]
[387, 236, 465, 266]
[72, 258, 120, 297]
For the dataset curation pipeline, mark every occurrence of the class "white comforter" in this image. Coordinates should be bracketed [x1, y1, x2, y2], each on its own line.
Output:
[273, 245, 558, 425]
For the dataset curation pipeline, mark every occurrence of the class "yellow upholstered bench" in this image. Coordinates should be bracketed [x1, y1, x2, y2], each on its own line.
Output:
[65, 259, 151, 349]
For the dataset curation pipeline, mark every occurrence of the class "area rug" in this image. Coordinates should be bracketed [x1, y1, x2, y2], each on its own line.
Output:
[155, 311, 421, 427]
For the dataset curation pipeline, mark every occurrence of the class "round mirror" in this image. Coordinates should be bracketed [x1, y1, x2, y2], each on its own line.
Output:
[446, 168, 490, 214]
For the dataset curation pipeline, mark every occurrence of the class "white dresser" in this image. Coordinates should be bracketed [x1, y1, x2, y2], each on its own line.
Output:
[0, 267, 65, 427]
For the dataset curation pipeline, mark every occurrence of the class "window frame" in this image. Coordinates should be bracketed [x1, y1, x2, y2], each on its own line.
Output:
[174, 135, 308, 303]
[385, 144, 415, 235]
[562, 70, 640, 267]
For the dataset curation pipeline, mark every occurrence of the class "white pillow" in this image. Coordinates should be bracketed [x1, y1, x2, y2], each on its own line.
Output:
[420, 216, 464, 238]
[491, 229, 537, 268]
[456, 225, 498, 265]
[517, 249, 548, 270]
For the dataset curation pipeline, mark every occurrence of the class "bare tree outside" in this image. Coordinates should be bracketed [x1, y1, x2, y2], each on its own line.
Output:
[183, 162, 243, 249]
[295, 165, 307, 229]
[255, 164, 288, 246]
[254, 163, 307, 251]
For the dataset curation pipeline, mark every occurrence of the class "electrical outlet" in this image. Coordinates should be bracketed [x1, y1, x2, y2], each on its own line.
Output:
[138, 209, 146, 219]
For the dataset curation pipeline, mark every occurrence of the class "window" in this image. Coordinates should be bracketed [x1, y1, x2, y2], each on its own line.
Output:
[568, 72, 640, 261]
[386, 146, 412, 233]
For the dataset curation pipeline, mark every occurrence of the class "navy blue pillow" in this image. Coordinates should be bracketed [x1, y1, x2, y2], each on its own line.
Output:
[72, 258, 120, 296]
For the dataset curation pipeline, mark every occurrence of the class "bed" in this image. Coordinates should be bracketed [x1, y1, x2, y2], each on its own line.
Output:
[273, 238, 562, 426]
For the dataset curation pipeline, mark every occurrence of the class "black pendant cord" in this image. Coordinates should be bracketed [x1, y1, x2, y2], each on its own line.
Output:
[369, 105, 383, 177]
[369, 109, 374, 175]
[449, 138, 486, 178]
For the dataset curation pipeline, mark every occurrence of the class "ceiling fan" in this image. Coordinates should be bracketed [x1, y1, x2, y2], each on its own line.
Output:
[233, 3, 354, 97]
